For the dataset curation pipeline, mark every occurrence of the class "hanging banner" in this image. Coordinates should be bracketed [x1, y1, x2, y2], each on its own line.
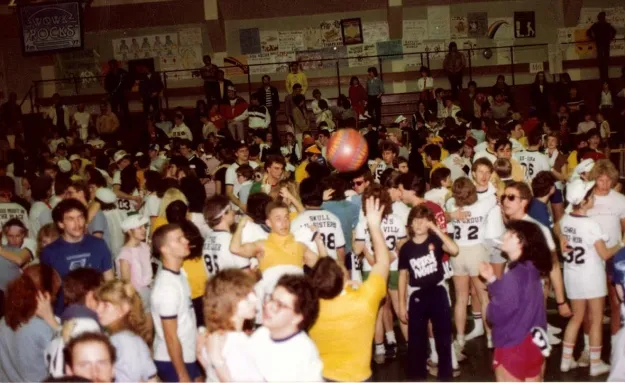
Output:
[423, 40, 446, 60]
[248, 52, 275, 74]
[427, 6, 451, 40]
[347, 43, 377, 67]
[451, 17, 468, 38]
[495, 40, 513, 64]
[565, 27, 596, 60]
[453, 38, 478, 57]
[578, 8, 601, 26]
[18, 1, 84, 55]
[611, 35, 625, 57]
[362, 22, 390, 44]
[608, 7, 625, 28]
[275, 51, 297, 72]
[403, 20, 428, 43]
[377, 40, 403, 61]
[320, 20, 343, 47]
[297, 49, 324, 70]
[278, 30, 305, 52]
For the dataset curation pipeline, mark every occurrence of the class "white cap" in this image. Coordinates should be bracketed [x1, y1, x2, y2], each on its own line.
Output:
[136, 152, 144, 157]
[121, 214, 148, 232]
[574, 158, 595, 176]
[566, 179, 595, 205]
[69, 154, 81, 162]
[95, 187, 117, 204]
[57, 159, 71, 173]
[394, 115, 407, 124]
[114, 150, 129, 163]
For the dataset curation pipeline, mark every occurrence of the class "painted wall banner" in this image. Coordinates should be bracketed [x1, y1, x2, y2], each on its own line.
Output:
[320, 20, 343, 47]
[578, 8, 601, 26]
[451, 17, 468, 39]
[239, 28, 261, 55]
[467, 12, 488, 38]
[514, 12, 536, 38]
[178, 28, 202, 46]
[347, 43, 377, 67]
[18, 1, 84, 55]
[488, 18, 514, 40]
[377, 40, 403, 61]
[260, 30, 279, 53]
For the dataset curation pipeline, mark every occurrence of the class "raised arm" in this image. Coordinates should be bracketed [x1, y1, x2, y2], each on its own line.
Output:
[366, 197, 391, 281]
[230, 217, 262, 258]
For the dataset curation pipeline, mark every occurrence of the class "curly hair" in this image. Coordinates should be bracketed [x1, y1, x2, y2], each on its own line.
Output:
[505, 220, 553, 276]
[452, 177, 478, 207]
[361, 184, 393, 217]
[276, 274, 319, 332]
[588, 159, 619, 186]
[95, 280, 154, 345]
[203, 269, 256, 333]
[5, 264, 61, 330]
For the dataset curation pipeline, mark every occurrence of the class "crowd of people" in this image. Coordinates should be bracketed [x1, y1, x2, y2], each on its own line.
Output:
[1, 33, 625, 382]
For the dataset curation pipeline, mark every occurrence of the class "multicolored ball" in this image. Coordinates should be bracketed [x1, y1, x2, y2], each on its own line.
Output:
[326, 128, 369, 173]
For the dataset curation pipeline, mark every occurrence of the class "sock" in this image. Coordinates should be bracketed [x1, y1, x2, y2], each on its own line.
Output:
[584, 334, 590, 352]
[451, 342, 458, 369]
[429, 337, 438, 364]
[472, 311, 482, 321]
[590, 346, 602, 366]
[457, 334, 465, 347]
[375, 343, 385, 355]
[612, 335, 617, 352]
[561, 342, 574, 368]
[385, 331, 397, 345]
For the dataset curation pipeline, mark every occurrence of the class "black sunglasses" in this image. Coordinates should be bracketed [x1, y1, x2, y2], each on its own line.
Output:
[500, 194, 521, 202]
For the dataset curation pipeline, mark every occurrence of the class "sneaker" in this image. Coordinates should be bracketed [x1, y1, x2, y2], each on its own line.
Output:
[373, 352, 385, 365]
[549, 332, 562, 346]
[427, 364, 461, 378]
[385, 343, 397, 360]
[548, 323, 562, 335]
[560, 357, 578, 372]
[465, 326, 484, 341]
[453, 341, 467, 362]
[590, 361, 610, 377]
[487, 334, 493, 349]
[577, 350, 590, 367]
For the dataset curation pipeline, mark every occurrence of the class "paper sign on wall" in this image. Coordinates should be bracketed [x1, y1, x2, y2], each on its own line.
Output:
[260, 30, 279, 53]
[320, 20, 343, 47]
[495, 40, 513, 64]
[363, 22, 390, 44]
[303, 28, 323, 50]
[451, 17, 468, 38]
[529, 62, 544, 73]
[278, 31, 305, 52]
[347, 43, 377, 67]
[467, 12, 488, 38]
[403, 20, 428, 43]
[427, 6, 451, 40]
[611, 35, 625, 56]
[423, 40, 446, 60]
[578, 8, 601, 26]
[178, 28, 202, 46]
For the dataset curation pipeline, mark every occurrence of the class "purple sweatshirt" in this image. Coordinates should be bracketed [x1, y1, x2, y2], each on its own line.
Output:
[486, 261, 547, 348]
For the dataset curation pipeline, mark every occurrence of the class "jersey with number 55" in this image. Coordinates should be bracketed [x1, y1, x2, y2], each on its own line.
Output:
[447, 194, 504, 247]
[202, 230, 250, 277]
[290, 209, 346, 260]
[355, 213, 407, 272]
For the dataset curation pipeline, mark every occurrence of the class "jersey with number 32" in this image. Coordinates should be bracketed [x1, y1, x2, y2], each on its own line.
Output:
[447, 195, 504, 247]
[355, 213, 407, 272]
[559, 214, 608, 281]
[290, 209, 346, 260]
[202, 230, 250, 277]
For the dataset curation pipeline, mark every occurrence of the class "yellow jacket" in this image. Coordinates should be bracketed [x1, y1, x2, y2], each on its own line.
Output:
[285, 72, 308, 95]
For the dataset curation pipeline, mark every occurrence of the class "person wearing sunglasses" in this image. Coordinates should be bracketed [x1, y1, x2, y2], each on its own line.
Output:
[249, 274, 322, 382]
[347, 169, 374, 214]
[501, 181, 569, 345]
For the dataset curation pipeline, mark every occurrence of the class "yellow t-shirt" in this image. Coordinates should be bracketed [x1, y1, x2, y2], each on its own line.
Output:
[441, 148, 449, 161]
[295, 160, 309, 183]
[309, 272, 387, 381]
[182, 256, 208, 299]
[518, 136, 529, 149]
[259, 233, 306, 273]
[567, 151, 578, 174]
[429, 162, 447, 178]
[152, 216, 168, 233]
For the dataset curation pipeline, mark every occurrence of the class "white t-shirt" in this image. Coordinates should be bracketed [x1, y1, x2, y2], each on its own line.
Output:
[290, 209, 346, 260]
[559, 213, 609, 299]
[102, 209, 126, 259]
[141, 193, 161, 219]
[392, 201, 410, 226]
[249, 327, 323, 382]
[29, 201, 51, 239]
[370, 161, 391, 183]
[514, 149, 551, 183]
[202, 230, 250, 276]
[225, 161, 259, 204]
[203, 331, 263, 383]
[473, 149, 497, 164]
[424, 187, 449, 210]
[355, 213, 407, 271]
[588, 190, 625, 248]
[169, 123, 193, 141]
[190, 212, 212, 239]
[442, 153, 469, 181]
[151, 268, 197, 363]
[242, 221, 270, 244]
[447, 195, 504, 247]
[0, 202, 33, 239]
[117, 189, 140, 213]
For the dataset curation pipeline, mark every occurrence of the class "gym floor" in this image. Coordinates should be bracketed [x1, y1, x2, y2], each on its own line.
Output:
[371, 310, 614, 382]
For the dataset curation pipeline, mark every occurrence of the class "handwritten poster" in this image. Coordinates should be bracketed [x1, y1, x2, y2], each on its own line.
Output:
[275, 51, 297, 72]
[239, 28, 261, 54]
[451, 17, 468, 38]
[403, 43, 424, 69]
[557, 28, 574, 43]
[608, 7, 625, 28]
[278, 31, 305, 52]
[427, 6, 451, 40]
[403, 20, 428, 43]
[611, 35, 625, 56]
[347, 43, 377, 67]
[453, 38, 478, 57]
[260, 30, 279, 53]
[303, 27, 322, 50]
[362, 22, 389, 44]
[468, 12, 488, 38]
[248, 52, 275, 74]
[320, 20, 343, 47]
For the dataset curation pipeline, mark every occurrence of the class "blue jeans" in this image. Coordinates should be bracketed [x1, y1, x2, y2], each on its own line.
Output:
[154, 360, 202, 382]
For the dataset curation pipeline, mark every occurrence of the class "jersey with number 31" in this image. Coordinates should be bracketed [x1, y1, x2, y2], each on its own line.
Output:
[202, 230, 250, 277]
[447, 195, 504, 246]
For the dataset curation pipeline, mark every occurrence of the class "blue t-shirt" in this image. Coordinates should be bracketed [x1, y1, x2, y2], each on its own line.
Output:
[322, 200, 360, 254]
[40, 235, 113, 314]
[528, 199, 553, 229]
[398, 235, 445, 290]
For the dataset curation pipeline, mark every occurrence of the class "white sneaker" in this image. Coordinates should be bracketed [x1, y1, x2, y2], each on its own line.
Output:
[465, 325, 484, 341]
[560, 357, 578, 372]
[548, 323, 562, 335]
[590, 361, 610, 377]
[487, 334, 493, 349]
[549, 332, 562, 346]
[577, 349, 590, 367]
[373, 351, 385, 365]
[453, 341, 467, 362]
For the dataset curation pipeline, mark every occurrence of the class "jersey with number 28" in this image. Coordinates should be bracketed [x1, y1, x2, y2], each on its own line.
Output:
[202, 230, 250, 277]
[355, 213, 407, 272]
[290, 209, 346, 260]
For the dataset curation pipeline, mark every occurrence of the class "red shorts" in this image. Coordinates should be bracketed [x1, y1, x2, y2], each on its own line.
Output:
[493, 334, 544, 380]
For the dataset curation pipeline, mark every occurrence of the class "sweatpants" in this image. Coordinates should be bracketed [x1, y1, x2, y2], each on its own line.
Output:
[408, 284, 453, 381]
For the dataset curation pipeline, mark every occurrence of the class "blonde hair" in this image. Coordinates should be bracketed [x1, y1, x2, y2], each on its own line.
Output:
[276, 180, 301, 207]
[158, 188, 188, 218]
[588, 159, 618, 186]
[95, 280, 153, 345]
[452, 177, 478, 207]
[203, 269, 256, 333]
[36, 223, 59, 260]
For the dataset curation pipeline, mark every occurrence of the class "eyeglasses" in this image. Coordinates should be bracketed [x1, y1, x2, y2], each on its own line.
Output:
[352, 180, 364, 187]
[501, 194, 522, 202]
[264, 295, 294, 312]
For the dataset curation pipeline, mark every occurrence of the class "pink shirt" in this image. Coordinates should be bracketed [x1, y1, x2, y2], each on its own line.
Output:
[116, 243, 153, 290]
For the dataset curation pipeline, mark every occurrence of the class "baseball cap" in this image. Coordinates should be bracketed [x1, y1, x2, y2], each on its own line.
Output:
[302, 136, 316, 148]
[136, 152, 144, 157]
[114, 150, 130, 163]
[572, 158, 595, 180]
[305, 145, 322, 154]
[69, 154, 81, 162]
[394, 115, 407, 124]
[57, 159, 71, 173]
[149, 143, 160, 152]
[464, 137, 477, 148]
[95, 187, 117, 204]
[565, 179, 595, 205]
[121, 214, 148, 232]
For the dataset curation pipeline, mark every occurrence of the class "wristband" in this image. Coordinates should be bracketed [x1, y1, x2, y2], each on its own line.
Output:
[557, 301, 567, 306]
